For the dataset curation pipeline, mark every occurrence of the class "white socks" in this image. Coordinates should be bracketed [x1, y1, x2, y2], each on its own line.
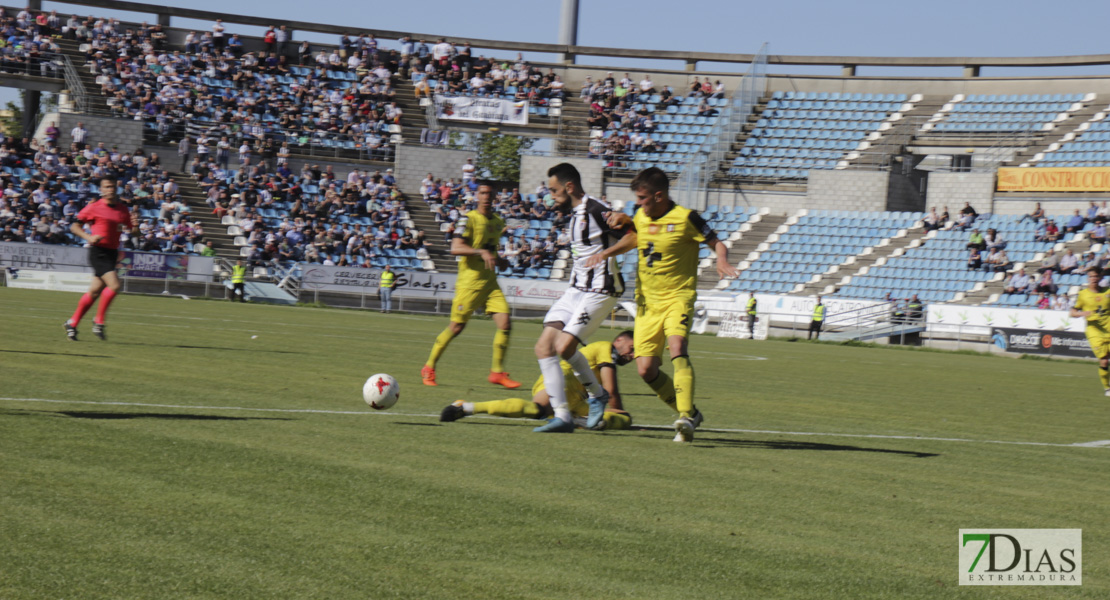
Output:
[538, 355, 572, 422]
[566, 350, 603, 397]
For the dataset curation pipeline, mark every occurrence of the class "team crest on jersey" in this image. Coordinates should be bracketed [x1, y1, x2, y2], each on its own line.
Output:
[666, 224, 676, 232]
[647, 224, 659, 235]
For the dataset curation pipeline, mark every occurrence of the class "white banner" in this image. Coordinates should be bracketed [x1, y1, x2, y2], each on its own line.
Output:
[5, 269, 92, 292]
[927, 304, 1081, 336]
[501, 279, 569, 305]
[434, 95, 529, 125]
[299, 264, 567, 308]
[716, 311, 768, 340]
[0, 242, 213, 281]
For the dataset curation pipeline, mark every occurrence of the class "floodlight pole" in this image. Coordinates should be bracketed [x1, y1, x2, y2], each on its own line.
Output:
[559, 0, 579, 65]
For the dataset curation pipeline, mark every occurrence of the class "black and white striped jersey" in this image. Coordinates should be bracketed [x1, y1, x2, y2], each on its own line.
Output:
[568, 195, 627, 296]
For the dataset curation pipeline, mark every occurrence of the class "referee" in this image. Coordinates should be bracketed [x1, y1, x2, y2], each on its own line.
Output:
[64, 177, 139, 341]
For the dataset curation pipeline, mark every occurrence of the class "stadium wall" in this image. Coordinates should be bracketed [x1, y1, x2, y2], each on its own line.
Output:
[395, 145, 473, 196]
[56, 113, 143, 153]
[926, 172, 995, 212]
[519, 155, 604, 198]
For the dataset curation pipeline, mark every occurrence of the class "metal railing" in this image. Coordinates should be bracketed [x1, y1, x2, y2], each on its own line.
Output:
[673, 44, 768, 209]
[59, 52, 88, 114]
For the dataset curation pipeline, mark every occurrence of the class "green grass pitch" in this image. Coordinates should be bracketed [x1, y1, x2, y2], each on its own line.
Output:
[1, 287, 1107, 599]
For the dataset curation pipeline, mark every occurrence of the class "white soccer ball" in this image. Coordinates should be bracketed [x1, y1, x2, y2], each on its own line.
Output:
[363, 373, 400, 410]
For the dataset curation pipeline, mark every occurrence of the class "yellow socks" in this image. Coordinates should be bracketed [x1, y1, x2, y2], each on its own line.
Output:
[672, 355, 695, 415]
[426, 327, 455, 368]
[646, 370, 678, 412]
[1100, 366, 1109, 390]
[492, 329, 511, 373]
[472, 398, 541, 419]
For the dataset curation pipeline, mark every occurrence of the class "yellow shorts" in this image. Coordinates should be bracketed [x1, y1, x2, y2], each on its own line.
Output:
[450, 282, 510, 323]
[634, 295, 696, 358]
[532, 373, 588, 418]
[1086, 326, 1110, 358]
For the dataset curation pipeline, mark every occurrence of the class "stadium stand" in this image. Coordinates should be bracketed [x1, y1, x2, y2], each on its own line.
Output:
[924, 93, 1090, 134]
[729, 92, 914, 179]
[15, 0, 1110, 317]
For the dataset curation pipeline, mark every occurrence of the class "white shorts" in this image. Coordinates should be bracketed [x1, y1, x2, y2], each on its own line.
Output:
[544, 287, 619, 343]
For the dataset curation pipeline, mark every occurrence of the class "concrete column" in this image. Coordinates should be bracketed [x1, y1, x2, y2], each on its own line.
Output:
[158, 13, 171, 27]
[685, 59, 698, 72]
[963, 65, 981, 78]
[558, 0, 578, 65]
[22, 90, 40, 138]
[841, 64, 857, 77]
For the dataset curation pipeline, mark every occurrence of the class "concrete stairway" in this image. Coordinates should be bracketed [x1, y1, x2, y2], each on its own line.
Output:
[405, 199, 457, 273]
[173, 171, 241, 262]
[1010, 98, 1105, 167]
[55, 38, 111, 116]
[700, 210, 788, 290]
[556, 97, 592, 157]
[844, 95, 943, 170]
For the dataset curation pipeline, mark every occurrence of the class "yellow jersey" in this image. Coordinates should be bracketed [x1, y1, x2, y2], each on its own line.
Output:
[632, 202, 715, 302]
[455, 209, 505, 289]
[1074, 287, 1110, 330]
[578, 340, 615, 381]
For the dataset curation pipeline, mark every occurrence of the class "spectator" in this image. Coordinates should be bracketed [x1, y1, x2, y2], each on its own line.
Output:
[71, 122, 88, 146]
[967, 247, 983, 271]
[923, 206, 940, 232]
[1018, 202, 1045, 223]
[1065, 209, 1085, 234]
[1051, 294, 1069, 311]
[985, 228, 1006, 251]
[984, 247, 1010, 272]
[1004, 269, 1032, 295]
[1090, 221, 1107, 245]
[966, 228, 985, 250]
[461, 158, 475, 184]
[1058, 248, 1079, 274]
[1034, 269, 1058, 295]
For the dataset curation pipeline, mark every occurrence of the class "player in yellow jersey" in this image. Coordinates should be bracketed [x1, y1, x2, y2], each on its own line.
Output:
[422, 184, 520, 389]
[439, 332, 636, 430]
[591, 167, 738, 442]
[1070, 268, 1110, 396]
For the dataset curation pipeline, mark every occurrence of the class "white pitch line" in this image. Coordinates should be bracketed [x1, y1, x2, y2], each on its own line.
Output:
[1, 396, 1104, 450]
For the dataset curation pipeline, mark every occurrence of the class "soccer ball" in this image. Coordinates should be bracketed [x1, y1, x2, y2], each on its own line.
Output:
[363, 373, 400, 410]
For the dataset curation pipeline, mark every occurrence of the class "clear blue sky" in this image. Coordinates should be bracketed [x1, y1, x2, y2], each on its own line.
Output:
[9, 0, 1110, 109]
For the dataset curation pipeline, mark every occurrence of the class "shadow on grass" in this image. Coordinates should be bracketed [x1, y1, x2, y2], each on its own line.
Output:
[392, 422, 443, 427]
[693, 436, 938, 458]
[0, 408, 292, 421]
[115, 342, 300, 354]
[0, 349, 111, 358]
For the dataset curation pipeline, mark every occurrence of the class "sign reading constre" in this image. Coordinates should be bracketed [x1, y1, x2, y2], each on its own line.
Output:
[997, 167, 1110, 192]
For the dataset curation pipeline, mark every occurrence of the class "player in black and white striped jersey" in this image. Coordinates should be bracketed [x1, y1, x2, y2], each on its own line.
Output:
[533, 163, 637, 433]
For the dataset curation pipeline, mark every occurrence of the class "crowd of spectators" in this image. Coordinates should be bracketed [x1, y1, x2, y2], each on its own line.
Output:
[193, 159, 428, 270]
[0, 130, 205, 254]
[418, 160, 571, 277]
[0, 7, 64, 77]
[410, 44, 566, 103]
[65, 13, 403, 160]
[581, 71, 723, 167]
